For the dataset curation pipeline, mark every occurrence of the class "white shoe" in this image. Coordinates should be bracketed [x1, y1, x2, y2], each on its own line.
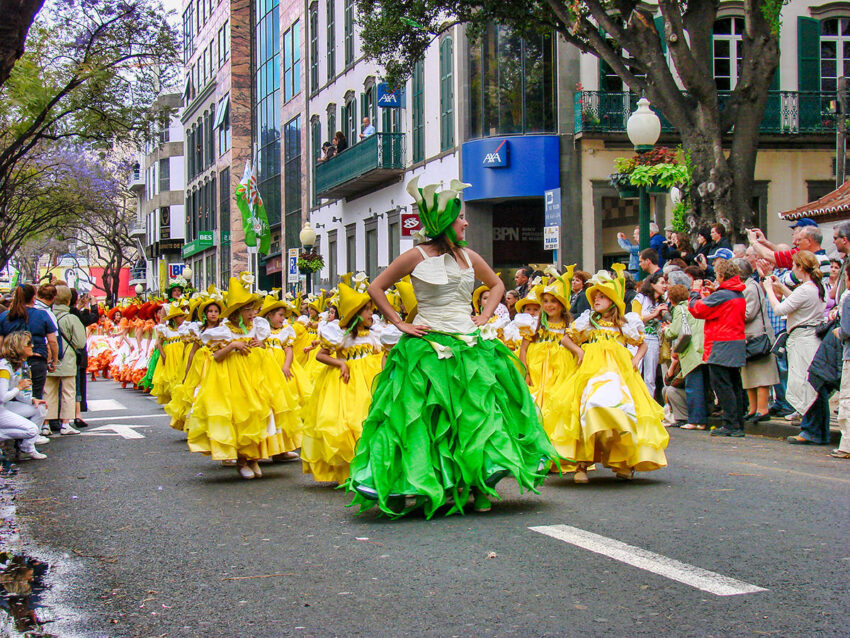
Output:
[238, 465, 255, 479]
[784, 412, 801, 422]
[59, 424, 80, 435]
[20, 450, 47, 460]
[40, 427, 51, 437]
[248, 460, 262, 478]
[35, 435, 50, 445]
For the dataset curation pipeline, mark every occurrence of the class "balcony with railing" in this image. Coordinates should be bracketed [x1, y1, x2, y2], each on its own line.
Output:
[129, 219, 146, 238]
[315, 132, 405, 200]
[129, 265, 146, 284]
[128, 167, 144, 192]
[575, 90, 849, 136]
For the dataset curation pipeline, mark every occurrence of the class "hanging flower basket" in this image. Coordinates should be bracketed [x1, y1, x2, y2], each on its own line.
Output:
[297, 251, 324, 274]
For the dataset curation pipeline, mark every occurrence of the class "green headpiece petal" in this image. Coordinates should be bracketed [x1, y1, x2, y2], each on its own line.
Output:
[406, 177, 470, 246]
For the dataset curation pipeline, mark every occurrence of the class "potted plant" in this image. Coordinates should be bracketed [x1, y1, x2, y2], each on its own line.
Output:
[298, 250, 324, 274]
[609, 147, 690, 197]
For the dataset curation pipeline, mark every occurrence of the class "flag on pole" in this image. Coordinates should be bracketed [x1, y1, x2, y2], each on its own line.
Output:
[235, 159, 271, 255]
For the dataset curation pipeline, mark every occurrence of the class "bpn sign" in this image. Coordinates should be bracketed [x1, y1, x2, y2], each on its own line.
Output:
[482, 140, 509, 168]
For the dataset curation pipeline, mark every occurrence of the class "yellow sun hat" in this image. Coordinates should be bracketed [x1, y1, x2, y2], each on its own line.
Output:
[541, 264, 576, 311]
[163, 303, 188, 321]
[336, 282, 372, 329]
[515, 282, 545, 313]
[394, 277, 418, 321]
[585, 262, 627, 316]
[222, 272, 261, 319]
[258, 292, 289, 318]
[471, 273, 502, 315]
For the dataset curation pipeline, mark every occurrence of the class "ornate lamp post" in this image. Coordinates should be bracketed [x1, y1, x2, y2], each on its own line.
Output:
[626, 97, 662, 252]
[299, 222, 317, 294]
[181, 266, 193, 289]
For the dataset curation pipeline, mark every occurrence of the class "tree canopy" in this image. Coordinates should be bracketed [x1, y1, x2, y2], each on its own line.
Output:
[357, 0, 787, 232]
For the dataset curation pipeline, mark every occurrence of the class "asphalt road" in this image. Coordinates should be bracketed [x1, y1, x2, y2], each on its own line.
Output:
[6, 380, 850, 637]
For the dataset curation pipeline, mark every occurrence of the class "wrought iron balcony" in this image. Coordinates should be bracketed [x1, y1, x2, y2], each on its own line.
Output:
[129, 266, 146, 284]
[574, 90, 849, 136]
[315, 132, 405, 200]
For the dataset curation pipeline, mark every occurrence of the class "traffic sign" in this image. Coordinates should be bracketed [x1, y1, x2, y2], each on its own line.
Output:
[287, 248, 299, 284]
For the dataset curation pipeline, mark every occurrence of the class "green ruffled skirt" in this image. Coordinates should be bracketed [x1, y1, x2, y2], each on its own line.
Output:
[346, 332, 557, 518]
[138, 349, 160, 391]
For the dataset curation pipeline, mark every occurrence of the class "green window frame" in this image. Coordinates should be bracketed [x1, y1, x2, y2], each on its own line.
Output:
[309, 3, 318, 92]
[412, 59, 425, 162]
[439, 37, 454, 151]
[326, 0, 335, 80]
[344, 0, 354, 66]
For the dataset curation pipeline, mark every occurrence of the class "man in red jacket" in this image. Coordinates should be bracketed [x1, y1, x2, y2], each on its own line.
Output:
[689, 259, 747, 436]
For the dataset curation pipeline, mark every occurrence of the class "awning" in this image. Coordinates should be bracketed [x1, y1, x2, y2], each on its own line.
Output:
[779, 180, 850, 221]
[214, 96, 230, 129]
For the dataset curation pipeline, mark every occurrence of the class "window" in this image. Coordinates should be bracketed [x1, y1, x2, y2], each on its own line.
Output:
[346, 224, 356, 272]
[205, 109, 214, 167]
[387, 209, 400, 262]
[327, 230, 337, 283]
[713, 17, 744, 91]
[365, 219, 378, 279]
[209, 173, 217, 230]
[309, 3, 319, 92]
[820, 18, 850, 93]
[440, 37, 454, 150]
[205, 252, 216, 288]
[283, 20, 301, 102]
[255, 0, 281, 228]
[468, 25, 556, 137]
[411, 59, 424, 162]
[342, 96, 356, 147]
[159, 158, 170, 192]
[216, 96, 231, 155]
[327, 104, 336, 143]
[381, 102, 401, 133]
[200, 46, 207, 86]
[311, 117, 321, 205]
[326, 0, 335, 79]
[182, 5, 195, 63]
[284, 116, 302, 250]
[224, 20, 230, 61]
[219, 167, 231, 282]
[344, 0, 354, 66]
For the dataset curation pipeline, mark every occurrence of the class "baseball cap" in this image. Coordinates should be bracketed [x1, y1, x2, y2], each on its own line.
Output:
[789, 218, 818, 229]
[707, 247, 734, 261]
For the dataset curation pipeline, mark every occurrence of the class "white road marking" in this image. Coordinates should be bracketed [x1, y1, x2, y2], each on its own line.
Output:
[84, 414, 169, 423]
[86, 399, 126, 412]
[529, 525, 767, 596]
[80, 424, 150, 439]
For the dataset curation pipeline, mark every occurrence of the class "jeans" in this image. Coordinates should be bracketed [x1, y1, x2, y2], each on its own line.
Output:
[708, 364, 745, 432]
[799, 387, 831, 444]
[770, 346, 794, 414]
[684, 365, 711, 425]
[28, 356, 47, 400]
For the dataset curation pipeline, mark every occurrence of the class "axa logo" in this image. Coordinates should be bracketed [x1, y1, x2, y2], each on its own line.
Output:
[378, 93, 399, 105]
[482, 140, 509, 168]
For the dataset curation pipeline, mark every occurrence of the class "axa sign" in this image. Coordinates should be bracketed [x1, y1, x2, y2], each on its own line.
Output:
[482, 140, 509, 168]
[377, 82, 404, 108]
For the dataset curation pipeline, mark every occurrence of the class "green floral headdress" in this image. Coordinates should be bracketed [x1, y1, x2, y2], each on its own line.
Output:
[406, 176, 472, 246]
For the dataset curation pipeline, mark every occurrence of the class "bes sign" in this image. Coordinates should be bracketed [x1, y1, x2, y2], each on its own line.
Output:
[482, 139, 509, 168]
[377, 83, 404, 108]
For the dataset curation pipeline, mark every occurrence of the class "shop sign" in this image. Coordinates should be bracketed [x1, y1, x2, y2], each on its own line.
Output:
[377, 83, 404, 108]
[265, 255, 283, 274]
[482, 139, 509, 168]
[181, 231, 214, 258]
[401, 213, 422, 237]
[543, 188, 560, 251]
[168, 263, 184, 278]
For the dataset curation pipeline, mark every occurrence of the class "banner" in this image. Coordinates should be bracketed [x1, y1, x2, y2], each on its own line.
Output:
[235, 159, 271, 255]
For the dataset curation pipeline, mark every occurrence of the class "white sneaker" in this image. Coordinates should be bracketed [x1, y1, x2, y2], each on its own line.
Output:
[238, 464, 255, 479]
[784, 412, 801, 422]
[35, 435, 50, 445]
[59, 424, 80, 435]
[40, 427, 51, 437]
[20, 450, 47, 460]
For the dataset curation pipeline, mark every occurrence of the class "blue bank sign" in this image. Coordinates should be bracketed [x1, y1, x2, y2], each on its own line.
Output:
[482, 139, 509, 168]
[377, 83, 404, 108]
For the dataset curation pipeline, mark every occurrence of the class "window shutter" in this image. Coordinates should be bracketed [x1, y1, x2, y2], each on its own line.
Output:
[798, 16, 820, 130]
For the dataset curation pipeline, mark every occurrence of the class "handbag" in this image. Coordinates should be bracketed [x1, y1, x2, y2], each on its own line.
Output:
[672, 307, 692, 354]
[745, 285, 773, 361]
[815, 317, 838, 340]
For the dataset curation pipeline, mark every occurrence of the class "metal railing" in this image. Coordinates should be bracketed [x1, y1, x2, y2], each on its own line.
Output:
[315, 132, 405, 196]
[129, 266, 146, 282]
[574, 90, 850, 135]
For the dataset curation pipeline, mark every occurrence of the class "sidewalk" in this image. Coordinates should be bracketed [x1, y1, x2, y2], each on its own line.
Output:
[740, 416, 841, 444]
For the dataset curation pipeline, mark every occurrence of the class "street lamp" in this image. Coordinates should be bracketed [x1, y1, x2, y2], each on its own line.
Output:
[182, 266, 193, 286]
[626, 97, 662, 253]
[134, 284, 144, 297]
[299, 222, 317, 294]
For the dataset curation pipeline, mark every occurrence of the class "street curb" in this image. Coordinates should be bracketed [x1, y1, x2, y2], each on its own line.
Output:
[738, 418, 840, 444]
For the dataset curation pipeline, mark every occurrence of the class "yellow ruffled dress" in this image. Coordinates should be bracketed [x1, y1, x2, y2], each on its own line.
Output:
[150, 325, 186, 405]
[515, 313, 578, 445]
[550, 310, 668, 473]
[165, 322, 205, 432]
[266, 324, 313, 416]
[301, 320, 383, 484]
[186, 317, 301, 460]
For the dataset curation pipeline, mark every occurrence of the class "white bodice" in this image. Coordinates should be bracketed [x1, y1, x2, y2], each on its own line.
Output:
[410, 247, 476, 334]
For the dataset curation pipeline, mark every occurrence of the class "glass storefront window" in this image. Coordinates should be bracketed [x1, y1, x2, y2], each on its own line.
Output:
[468, 25, 556, 139]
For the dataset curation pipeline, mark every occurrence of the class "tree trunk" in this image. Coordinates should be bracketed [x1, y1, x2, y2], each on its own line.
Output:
[0, 0, 46, 89]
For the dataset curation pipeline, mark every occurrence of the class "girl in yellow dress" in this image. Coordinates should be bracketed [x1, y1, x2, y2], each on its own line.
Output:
[165, 296, 221, 432]
[185, 274, 300, 480]
[259, 292, 313, 421]
[517, 270, 580, 449]
[552, 264, 668, 483]
[150, 304, 187, 405]
[301, 283, 383, 484]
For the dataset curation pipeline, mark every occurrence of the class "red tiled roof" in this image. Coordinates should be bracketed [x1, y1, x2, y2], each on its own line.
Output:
[780, 180, 850, 220]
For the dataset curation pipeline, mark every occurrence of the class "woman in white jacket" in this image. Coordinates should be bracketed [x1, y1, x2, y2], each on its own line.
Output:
[0, 331, 49, 460]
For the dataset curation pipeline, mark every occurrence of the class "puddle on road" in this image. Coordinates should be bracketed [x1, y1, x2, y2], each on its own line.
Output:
[0, 551, 55, 637]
